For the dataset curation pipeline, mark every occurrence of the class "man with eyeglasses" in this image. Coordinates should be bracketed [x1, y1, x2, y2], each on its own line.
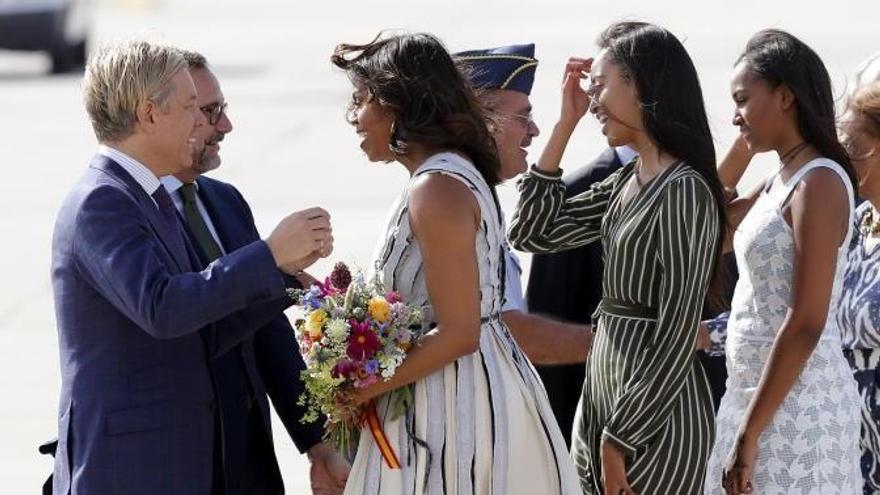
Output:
[159, 51, 349, 495]
[454, 44, 592, 368]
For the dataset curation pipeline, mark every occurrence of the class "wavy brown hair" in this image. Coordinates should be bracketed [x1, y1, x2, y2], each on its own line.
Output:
[850, 82, 880, 139]
[331, 32, 501, 186]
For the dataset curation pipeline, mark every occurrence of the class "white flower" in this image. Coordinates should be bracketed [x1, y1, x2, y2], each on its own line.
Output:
[326, 319, 350, 343]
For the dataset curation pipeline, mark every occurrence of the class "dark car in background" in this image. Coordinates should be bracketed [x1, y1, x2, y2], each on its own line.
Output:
[0, 0, 91, 73]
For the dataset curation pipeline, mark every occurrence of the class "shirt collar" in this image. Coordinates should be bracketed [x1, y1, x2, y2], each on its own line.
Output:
[160, 175, 198, 196]
[97, 145, 162, 196]
[614, 145, 638, 166]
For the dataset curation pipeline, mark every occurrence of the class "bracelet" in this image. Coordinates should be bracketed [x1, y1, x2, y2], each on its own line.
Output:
[722, 185, 737, 198]
[286, 287, 300, 301]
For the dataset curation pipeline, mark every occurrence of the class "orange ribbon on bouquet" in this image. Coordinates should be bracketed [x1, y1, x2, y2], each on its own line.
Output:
[360, 400, 401, 469]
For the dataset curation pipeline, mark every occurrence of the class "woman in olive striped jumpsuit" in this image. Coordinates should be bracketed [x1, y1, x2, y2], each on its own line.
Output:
[509, 22, 725, 494]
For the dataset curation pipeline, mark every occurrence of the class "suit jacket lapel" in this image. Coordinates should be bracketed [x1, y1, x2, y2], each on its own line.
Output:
[196, 178, 248, 251]
[90, 155, 192, 273]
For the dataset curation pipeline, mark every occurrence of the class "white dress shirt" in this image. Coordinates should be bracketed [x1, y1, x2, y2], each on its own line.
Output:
[501, 247, 525, 313]
[98, 145, 162, 207]
[615, 145, 638, 166]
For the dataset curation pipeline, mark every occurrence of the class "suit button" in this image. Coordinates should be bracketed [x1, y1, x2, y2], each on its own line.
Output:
[208, 399, 217, 412]
[241, 347, 249, 359]
[241, 395, 253, 411]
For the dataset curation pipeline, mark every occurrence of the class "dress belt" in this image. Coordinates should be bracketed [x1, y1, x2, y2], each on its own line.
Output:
[591, 297, 658, 329]
[843, 348, 880, 371]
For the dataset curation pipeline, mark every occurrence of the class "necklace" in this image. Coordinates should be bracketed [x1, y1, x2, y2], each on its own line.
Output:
[634, 159, 646, 187]
[779, 142, 809, 168]
[861, 206, 880, 236]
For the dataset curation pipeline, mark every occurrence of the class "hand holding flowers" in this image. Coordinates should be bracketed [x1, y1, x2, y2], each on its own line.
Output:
[293, 262, 422, 463]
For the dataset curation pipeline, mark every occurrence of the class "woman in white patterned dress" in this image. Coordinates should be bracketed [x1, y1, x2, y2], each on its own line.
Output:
[704, 29, 862, 494]
[331, 33, 581, 495]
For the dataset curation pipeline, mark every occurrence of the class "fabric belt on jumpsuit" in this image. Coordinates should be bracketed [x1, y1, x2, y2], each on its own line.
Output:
[591, 297, 658, 328]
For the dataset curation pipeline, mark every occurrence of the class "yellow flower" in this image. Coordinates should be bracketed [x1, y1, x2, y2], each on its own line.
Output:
[305, 309, 328, 339]
[368, 297, 391, 323]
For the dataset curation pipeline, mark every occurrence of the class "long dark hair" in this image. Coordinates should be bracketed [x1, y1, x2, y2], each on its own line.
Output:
[737, 29, 858, 192]
[331, 32, 501, 186]
[598, 21, 728, 307]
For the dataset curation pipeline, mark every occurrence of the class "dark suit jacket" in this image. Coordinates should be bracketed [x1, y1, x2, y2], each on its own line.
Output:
[190, 176, 323, 495]
[50, 155, 292, 494]
[526, 148, 622, 442]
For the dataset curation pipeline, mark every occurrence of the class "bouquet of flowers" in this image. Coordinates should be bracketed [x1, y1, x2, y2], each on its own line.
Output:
[293, 262, 422, 466]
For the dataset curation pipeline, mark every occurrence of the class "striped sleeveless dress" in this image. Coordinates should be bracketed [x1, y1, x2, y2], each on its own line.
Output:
[343, 152, 581, 494]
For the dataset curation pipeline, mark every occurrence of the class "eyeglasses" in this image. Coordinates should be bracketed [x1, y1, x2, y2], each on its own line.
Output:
[509, 110, 535, 126]
[200, 102, 228, 125]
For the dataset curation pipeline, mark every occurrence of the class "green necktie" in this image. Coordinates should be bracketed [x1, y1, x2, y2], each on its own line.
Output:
[179, 183, 223, 262]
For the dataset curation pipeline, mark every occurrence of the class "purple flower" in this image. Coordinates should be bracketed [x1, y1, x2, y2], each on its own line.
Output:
[331, 359, 357, 379]
[303, 285, 324, 309]
[363, 359, 380, 375]
[316, 278, 337, 297]
[330, 262, 353, 292]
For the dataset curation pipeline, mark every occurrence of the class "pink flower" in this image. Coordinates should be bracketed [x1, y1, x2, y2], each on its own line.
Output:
[347, 319, 381, 360]
[353, 362, 379, 388]
[385, 291, 403, 304]
[354, 373, 379, 389]
[316, 278, 337, 297]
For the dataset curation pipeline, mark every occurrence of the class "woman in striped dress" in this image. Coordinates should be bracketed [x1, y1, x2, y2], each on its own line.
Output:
[332, 33, 581, 494]
[509, 22, 727, 494]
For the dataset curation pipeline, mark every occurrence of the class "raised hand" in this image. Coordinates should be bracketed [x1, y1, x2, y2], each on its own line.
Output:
[265, 207, 332, 268]
[279, 231, 335, 277]
[535, 57, 595, 175]
[560, 57, 594, 127]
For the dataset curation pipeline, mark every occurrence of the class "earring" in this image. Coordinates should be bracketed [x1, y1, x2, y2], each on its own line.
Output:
[389, 121, 405, 155]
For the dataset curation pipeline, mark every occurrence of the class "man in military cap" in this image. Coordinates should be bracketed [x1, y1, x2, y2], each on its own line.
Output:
[455, 44, 591, 369]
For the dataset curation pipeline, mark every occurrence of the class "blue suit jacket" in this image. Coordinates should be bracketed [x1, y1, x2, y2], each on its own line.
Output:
[190, 176, 323, 494]
[50, 155, 292, 494]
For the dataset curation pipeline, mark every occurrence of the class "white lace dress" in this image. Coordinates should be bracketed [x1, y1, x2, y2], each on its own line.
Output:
[705, 159, 862, 493]
[344, 153, 581, 495]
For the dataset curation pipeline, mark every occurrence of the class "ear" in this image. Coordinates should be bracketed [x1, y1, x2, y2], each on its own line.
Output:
[135, 99, 158, 134]
[865, 134, 880, 162]
[778, 84, 796, 111]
